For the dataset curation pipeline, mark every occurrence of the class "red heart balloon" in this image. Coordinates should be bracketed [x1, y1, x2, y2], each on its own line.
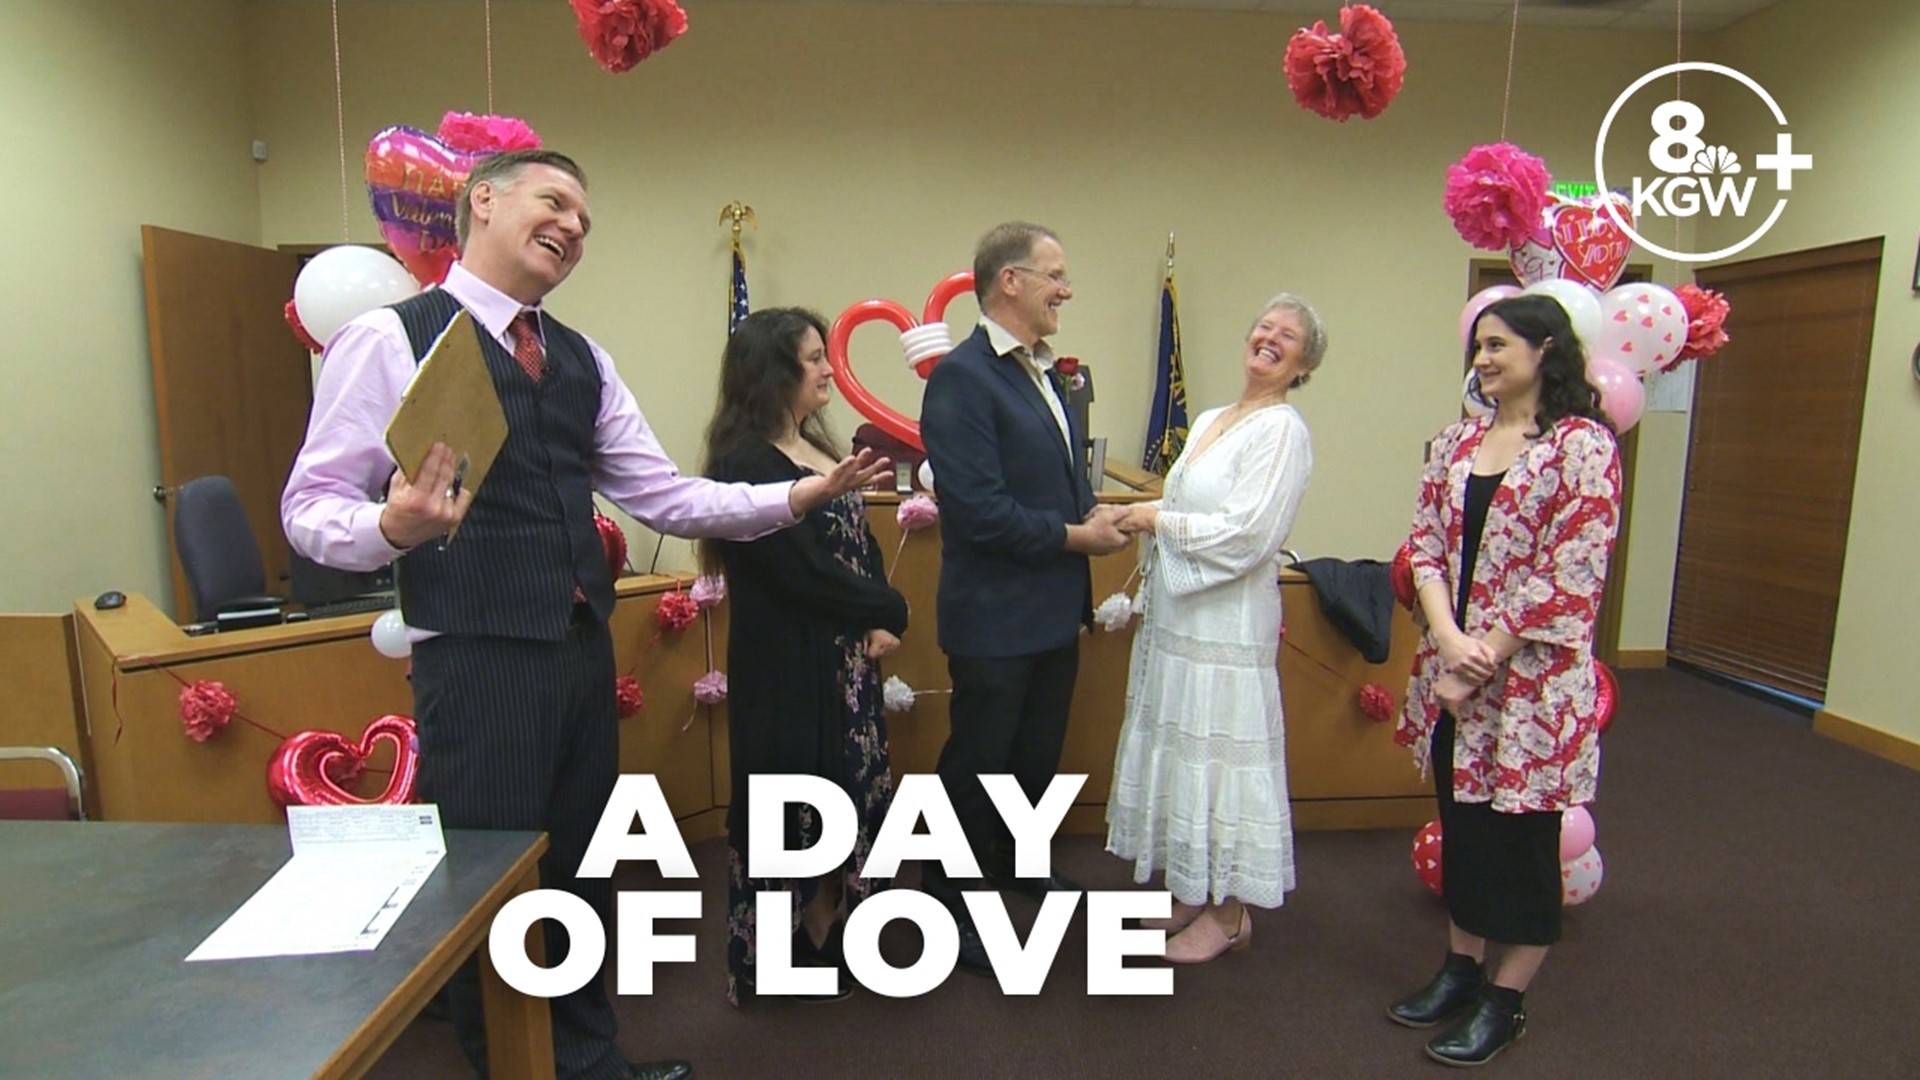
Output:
[365, 126, 483, 288]
[1549, 199, 1634, 291]
[268, 715, 420, 807]
[1594, 659, 1619, 735]
[826, 272, 974, 453]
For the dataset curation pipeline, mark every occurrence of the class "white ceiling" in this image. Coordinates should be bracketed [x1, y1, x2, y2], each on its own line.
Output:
[689, 0, 1789, 34]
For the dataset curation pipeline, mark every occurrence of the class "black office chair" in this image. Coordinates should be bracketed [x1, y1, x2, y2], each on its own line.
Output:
[173, 475, 288, 623]
[0, 746, 87, 820]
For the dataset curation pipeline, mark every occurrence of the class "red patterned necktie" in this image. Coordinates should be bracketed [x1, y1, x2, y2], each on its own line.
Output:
[507, 311, 545, 382]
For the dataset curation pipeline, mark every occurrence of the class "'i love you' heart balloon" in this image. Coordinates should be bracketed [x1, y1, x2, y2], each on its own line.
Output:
[827, 272, 974, 452]
[267, 714, 420, 807]
[1508, 194, 1635, 291]
[366, 126, 485, 288]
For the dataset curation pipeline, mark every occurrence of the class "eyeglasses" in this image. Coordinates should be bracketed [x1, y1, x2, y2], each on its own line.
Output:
[1009, 265, 1073, 289]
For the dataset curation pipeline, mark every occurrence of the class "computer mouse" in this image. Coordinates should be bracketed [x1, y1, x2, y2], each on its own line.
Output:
[93, 590, 126, 611]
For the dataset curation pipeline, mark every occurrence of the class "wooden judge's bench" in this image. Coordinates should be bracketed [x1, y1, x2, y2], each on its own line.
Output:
[13, 481, 1430, 834]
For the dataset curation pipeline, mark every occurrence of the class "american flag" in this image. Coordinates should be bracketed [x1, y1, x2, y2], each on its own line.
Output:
[728, 239, 749, 334]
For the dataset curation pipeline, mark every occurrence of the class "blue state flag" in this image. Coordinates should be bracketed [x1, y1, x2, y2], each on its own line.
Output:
[729, 241, 750, 334]
[1143, 270, 1189, 474]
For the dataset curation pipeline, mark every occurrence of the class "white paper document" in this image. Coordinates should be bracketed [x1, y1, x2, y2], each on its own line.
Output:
[186, 804, 448, 962]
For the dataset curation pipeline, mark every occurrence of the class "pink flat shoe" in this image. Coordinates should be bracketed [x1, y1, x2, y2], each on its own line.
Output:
[1163, 907, 1252, 964]
[1140, 901, 1205, 932]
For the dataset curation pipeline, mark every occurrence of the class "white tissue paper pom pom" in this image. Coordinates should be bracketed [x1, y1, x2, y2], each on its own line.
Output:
[1094, 591, 1135, 632]
[883, 675, 917, 713]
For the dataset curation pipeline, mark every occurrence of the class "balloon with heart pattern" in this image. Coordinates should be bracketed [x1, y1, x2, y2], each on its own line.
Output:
[1509, 194, 1636, 292]
[267, 714, 420, 807]
[366, 126, 485, 288]
[1595, 283, 1688, 377]
[827, 272, 974, 452]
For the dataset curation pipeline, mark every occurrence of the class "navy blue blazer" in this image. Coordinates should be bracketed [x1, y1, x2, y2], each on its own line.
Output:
[921, 325, 1096, 657]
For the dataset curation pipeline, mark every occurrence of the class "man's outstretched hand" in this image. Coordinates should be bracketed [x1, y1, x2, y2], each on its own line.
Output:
[789, 448, 892, 515]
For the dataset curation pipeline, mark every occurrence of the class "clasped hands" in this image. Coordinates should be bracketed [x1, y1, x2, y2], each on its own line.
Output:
[1433, 628, 1499, 712]
[1066, 504, 1155, 556]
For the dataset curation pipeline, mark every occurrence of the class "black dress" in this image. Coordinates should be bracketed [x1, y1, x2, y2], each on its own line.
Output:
[708, 442, 909, 1004]
[1434, 470, 1564, 947]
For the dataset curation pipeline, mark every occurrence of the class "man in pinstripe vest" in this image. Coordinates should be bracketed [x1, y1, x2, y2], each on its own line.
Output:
[283, 149, 889, 1080]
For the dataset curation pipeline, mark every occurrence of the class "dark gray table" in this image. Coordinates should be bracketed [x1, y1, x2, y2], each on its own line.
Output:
[0, 820, 552, 1079]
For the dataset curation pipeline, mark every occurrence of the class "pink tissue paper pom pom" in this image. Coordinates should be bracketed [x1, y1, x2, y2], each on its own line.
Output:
[1443, 142, 1552, 251]
[436, 112, 543, 153]
[690, 574, 727, 609]
[896, 494, 940, 531]
[693, 670, 728, 705]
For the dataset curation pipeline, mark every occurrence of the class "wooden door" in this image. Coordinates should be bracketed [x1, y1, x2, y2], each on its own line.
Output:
[1465, 261, 1648, 667]
[1668, 239, 1879, 703]
[141, 226, 311, 622]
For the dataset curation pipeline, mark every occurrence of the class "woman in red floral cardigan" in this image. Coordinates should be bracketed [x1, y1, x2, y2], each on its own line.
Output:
[1387, 294, 1622, 1067]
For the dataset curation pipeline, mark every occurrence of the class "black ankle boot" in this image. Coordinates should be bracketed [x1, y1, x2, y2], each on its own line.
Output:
[1425, 985, 1526, 1067]
[1388, 952, 1486, 1028]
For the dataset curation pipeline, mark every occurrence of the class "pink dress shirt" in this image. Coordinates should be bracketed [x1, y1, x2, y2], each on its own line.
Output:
[282, 262, 796, 573]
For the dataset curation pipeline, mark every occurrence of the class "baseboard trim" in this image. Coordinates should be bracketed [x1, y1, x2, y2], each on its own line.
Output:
[1814, 710, 1920, 773]
[1613, 649, 1667, 669]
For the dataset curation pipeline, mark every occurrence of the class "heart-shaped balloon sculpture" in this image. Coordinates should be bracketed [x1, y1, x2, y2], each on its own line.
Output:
[1508, 194, 1635, 291]
[267, 715, 420, 807]
[366, 126, 484, 288]
[827, 272, 974, 452]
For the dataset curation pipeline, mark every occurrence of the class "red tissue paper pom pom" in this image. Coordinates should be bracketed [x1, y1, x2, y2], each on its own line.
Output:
[1444, 143, 1552, 251]
[616, 675, 645, 719]
[654, 590, 699, 632]
[179, 680, 238, 743]
[1671, 283, 1731, 367]
[284, 299, 325, 354]
[436, 112, 543, 153]
[1284, 4, 1407, 122]
[571, 0, 688, 74]
[1390, 541, 1416, 611]
[1359, 682, 1396, 723]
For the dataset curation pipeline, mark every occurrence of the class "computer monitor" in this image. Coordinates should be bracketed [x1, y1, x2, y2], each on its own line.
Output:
[288, 551, 393, 607]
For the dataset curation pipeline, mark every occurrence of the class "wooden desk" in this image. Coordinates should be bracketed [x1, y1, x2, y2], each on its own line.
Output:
[71, 577, 715, 826]
[0, 820, 551, 1080]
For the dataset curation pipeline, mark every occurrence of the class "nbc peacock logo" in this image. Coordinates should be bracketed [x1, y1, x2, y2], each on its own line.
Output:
[1594, 62, 1812, 263]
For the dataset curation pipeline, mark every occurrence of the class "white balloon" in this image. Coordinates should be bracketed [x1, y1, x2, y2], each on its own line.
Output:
[1462, 370, 1494, 418]
[294, 245, 419, 348]
[1597, 283, 1689, 376]
[917, 459, 935, 492]
[1522, 278, 1604, 356]
[370, 609, 412, 659]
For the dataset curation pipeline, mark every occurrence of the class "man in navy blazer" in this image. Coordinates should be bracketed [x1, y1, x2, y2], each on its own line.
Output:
[920, 222, 1131, 974]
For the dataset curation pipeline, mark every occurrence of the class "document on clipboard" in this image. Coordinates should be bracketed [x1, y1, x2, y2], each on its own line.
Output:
[383, 309, 507, 542]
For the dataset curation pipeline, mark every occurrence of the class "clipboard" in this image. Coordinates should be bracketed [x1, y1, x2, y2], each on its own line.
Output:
[383, 309, 508, 541]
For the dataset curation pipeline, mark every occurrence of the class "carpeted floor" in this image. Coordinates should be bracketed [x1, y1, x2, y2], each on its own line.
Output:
[367, 668, 1920, 1079]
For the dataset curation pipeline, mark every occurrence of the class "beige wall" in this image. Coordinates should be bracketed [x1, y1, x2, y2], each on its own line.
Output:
[10, 0, 1904, 741]
[247, 0, 1675, 587]
[1695, 0, 1920, 738]
[0, 0, 261, 614]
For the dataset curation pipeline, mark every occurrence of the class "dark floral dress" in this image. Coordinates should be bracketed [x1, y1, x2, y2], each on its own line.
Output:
[709, 447, 908, 1006]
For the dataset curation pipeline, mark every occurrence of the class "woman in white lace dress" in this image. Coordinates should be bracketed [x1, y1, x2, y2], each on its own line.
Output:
[1106, 293, 1322, 964]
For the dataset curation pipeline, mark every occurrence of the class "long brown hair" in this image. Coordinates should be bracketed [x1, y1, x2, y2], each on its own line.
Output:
[698, 307, 839, 573]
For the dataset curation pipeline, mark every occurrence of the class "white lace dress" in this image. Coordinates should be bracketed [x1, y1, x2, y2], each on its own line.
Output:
[1105, 404, 1313, 908]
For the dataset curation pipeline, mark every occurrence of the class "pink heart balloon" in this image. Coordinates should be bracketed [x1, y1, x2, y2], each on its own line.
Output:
[365, 126, 485, 288]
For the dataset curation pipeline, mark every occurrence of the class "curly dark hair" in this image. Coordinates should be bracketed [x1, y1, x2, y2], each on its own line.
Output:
[1466, 294, 1614, 437]
[698, 307, 839, 572]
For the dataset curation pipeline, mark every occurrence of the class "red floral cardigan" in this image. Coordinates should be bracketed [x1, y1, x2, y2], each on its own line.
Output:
[1397, 415, 1622, 812]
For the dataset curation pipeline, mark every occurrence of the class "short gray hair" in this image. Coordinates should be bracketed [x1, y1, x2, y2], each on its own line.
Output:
[972, 222, 1059, 305]
[455, 149, 587, 246]
[1252, 292, 1328, 388]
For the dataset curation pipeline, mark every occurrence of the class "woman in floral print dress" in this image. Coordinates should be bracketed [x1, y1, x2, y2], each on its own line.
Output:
[1388, 294, 1622, 1066]
[702, 308, 908, 1005]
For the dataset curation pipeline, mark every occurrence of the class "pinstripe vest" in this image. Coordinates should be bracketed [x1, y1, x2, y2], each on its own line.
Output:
[390, 289, 613, 641]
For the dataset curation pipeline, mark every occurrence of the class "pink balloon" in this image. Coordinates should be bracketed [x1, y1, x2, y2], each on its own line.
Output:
[1597, 284, 1688, 376]
[1460, 285, 1522, 346]
[1561, 846, 1605, 906]
[1587, 354, 1645, 433]
[1560, 805, 1596, 860]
